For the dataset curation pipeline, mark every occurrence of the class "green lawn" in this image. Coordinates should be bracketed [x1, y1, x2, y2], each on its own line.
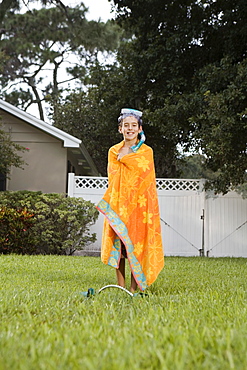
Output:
[0, 255, 247, 370]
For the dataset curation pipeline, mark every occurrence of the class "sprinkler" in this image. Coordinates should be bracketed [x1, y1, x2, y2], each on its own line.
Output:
[99, 284, 134, 297]
[80, 285, 148, 298]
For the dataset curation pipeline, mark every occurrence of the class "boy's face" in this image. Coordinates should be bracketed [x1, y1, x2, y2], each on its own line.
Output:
[119, 115, 142, 142]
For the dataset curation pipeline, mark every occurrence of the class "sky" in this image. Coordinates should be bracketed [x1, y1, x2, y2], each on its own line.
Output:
[23, 0, 114, 21]
[65, 0, 114, 21]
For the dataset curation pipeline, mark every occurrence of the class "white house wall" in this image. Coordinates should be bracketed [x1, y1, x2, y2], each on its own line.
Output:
[3, 113, 67, 193]
[8, 141, 67, 193]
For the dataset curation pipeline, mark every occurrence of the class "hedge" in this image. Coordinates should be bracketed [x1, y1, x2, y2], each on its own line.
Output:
[0, 191, 99, 255]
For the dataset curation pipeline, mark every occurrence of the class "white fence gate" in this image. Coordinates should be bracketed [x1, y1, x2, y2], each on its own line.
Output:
[68, 174, 247, 257]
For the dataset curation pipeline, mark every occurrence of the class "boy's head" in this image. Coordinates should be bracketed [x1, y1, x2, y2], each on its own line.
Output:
[118, 108, 143, 127]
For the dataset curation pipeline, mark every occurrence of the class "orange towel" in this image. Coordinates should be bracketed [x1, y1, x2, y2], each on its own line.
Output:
[96, 141, 164, 291]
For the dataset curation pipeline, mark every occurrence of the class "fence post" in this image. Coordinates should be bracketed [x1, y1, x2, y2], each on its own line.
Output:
[200, 209, 205, 256]
[67, 173, 75, 197]
[199, 179, 206, 257]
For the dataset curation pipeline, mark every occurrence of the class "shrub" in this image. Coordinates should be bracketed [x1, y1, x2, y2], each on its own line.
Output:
[0, 207, 35, 254]
[0, 191, 99, 255]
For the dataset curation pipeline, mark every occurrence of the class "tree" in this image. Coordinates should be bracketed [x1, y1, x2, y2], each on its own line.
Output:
[0, 0, 84, 26]
[0, 2, 121, 120]
[0, 0, 19, 24]
[51, 0, 247, 188]
[51, 62, 125, 176]
[52, 55, 182, 177]
[108, 0, 247, 192]
[178, 154, 219, 180]
[190, 57, 247, 193]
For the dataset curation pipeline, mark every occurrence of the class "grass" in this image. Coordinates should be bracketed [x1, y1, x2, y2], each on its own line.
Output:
[0, 255, 247, 370]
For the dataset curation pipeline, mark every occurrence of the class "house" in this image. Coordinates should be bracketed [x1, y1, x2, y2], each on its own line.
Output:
[0, 99, 99, 193]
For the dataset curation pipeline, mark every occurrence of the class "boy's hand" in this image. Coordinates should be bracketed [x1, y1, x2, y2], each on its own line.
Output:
[118, 146, 131, 160]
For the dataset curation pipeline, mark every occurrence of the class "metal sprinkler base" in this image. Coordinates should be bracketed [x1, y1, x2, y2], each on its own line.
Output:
[80, 285, 148, 298]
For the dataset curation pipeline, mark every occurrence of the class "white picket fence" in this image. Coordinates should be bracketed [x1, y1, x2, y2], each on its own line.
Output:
[68, 174, 247, 257]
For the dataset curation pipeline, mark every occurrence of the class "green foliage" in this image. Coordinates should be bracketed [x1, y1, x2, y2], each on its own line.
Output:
[190, 58, 247, 193]
[52, 62, 182, 177]
[0, 121, 27, 176]
[53, 0, 247, 187]
[0, 0, 20, 24]
[108, 0, 247, 191]
[0, 191, 99, 255]
[2, 0, 246, 194]
[51, 64, 126, 176]
[0, 256, 247, 369]
[178, 154, 219, 180]
[236, 179, 247, 199]
[0, 207, 35, 254]
[0, 50, 8, 73]
[0, 4, 122, 119]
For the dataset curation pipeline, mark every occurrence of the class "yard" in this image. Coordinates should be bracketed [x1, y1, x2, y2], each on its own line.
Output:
[0, 255, 246, 369]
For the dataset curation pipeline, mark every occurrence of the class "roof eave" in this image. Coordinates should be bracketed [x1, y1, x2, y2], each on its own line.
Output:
[0, 99, 81, 148]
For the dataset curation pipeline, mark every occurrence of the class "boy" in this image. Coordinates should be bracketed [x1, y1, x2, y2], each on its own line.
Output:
[96, 108, 164, 292]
